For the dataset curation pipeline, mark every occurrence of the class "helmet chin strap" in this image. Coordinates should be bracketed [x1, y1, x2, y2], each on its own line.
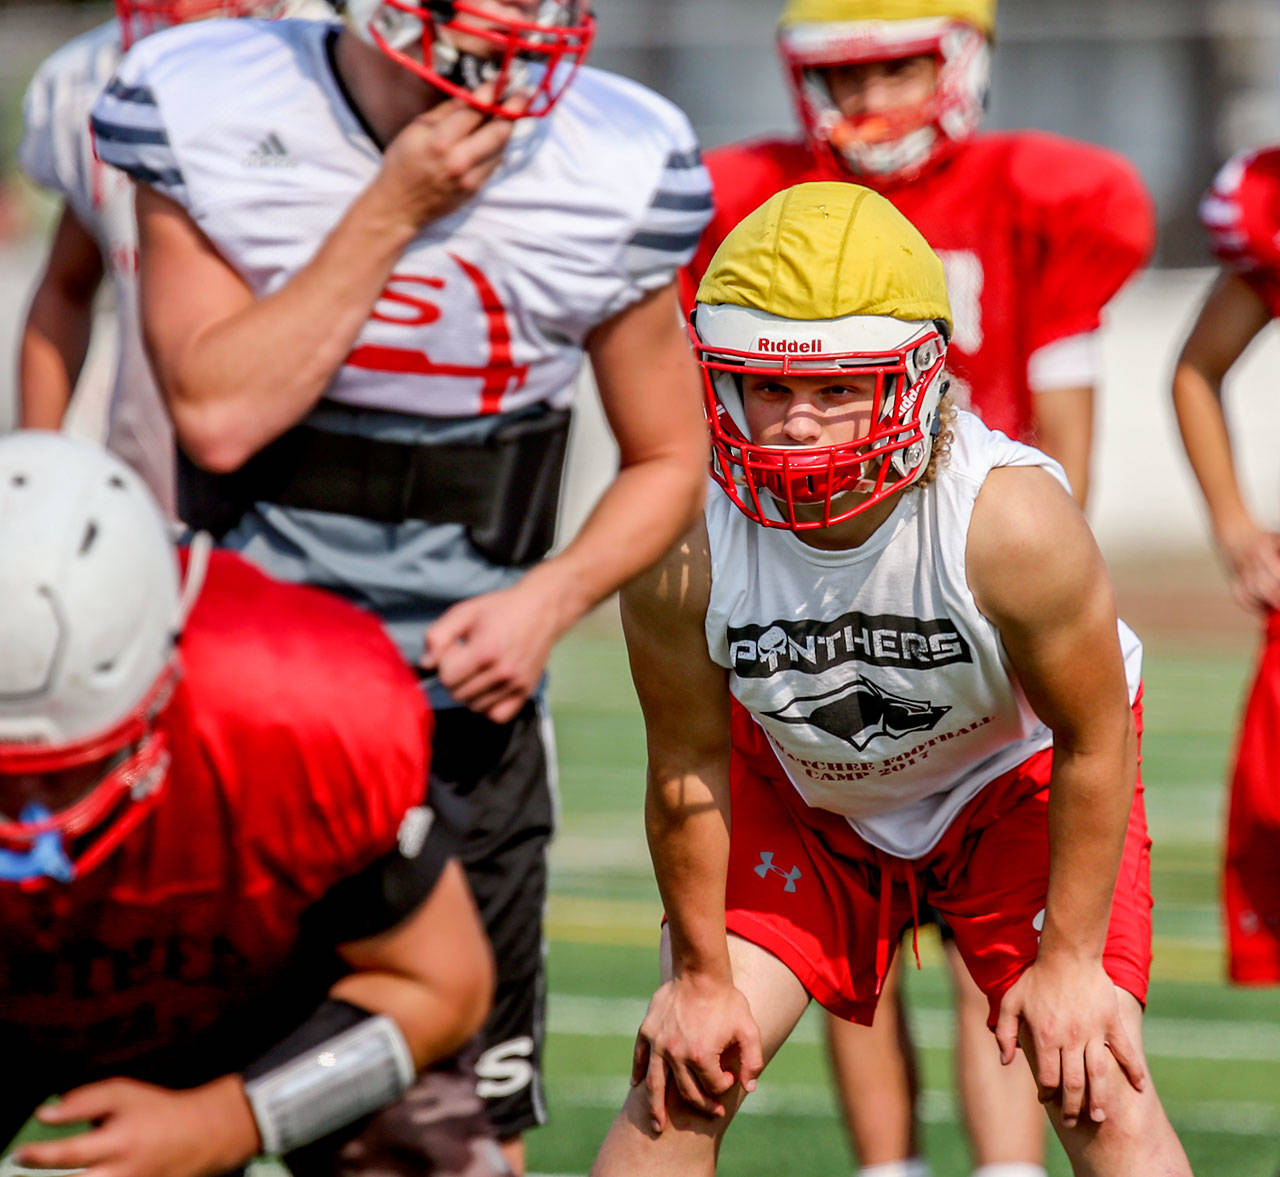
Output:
[0, 804, 74, 884]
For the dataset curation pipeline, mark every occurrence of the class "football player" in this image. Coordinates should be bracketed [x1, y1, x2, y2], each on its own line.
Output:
[1172, 146, 1280, 993]
[681, 5, 1156, 1173]
[16, 0, 326, 516]
[590, 181, 1191, 1177]
[88, 3, 710, 1170]
[0, 430, 498, 1177]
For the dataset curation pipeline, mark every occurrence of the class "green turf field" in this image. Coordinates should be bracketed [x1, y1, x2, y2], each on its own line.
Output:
[530, 610, 1280, 1177]
[6, 594, 1278, 1176]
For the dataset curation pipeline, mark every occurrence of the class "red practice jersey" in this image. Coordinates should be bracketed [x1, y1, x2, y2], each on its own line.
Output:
[0, 552, 432, 1107]
[1200, 145, 1280, 318]
[685, 132, 1155, 442]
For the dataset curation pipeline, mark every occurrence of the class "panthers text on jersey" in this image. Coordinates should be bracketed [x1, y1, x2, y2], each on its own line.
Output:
[704, 411, 1143, 859]
[88, 19, 712, 690]
[0, 551, 436, 1128]
[18, 22, 175, 513]
[685, 132, 1155, 444]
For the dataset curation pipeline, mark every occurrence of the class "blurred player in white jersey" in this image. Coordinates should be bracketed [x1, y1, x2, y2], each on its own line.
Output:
[90, 3, 711, 1170]
[590, 181, 1190, 1177]
[17, 0, 325, 515]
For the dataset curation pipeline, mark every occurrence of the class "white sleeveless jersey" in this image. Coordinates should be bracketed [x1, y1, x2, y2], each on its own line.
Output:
[90, 19, 711, 420]
[705, 412, 1143, 859]
[18, 22, 175, 514]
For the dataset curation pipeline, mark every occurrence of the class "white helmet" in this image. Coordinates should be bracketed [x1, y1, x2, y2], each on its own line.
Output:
[0, 433, 184, 885]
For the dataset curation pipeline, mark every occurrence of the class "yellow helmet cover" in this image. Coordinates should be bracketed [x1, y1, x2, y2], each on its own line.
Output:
[779, 0, 996, 35]
[697, 181, 952, 330]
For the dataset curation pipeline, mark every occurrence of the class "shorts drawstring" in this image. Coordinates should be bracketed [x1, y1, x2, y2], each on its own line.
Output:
[872, 848, 923, 996]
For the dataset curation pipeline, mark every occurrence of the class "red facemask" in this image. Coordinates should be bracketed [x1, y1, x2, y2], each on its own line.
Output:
[0, 668, 176, 888]
[693, 322, 948, 531]
[364, 0, 595, 119]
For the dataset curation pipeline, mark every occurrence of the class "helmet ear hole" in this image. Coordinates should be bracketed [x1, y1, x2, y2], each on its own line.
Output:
[0, 432, 181, 754]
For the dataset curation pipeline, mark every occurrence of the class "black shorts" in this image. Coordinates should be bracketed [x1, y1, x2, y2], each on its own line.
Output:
[429, 699, 555, 1139]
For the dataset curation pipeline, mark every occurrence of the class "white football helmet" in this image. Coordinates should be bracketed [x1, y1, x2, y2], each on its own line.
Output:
[337, 0, 595, 118]
[0, 433, 186, 885]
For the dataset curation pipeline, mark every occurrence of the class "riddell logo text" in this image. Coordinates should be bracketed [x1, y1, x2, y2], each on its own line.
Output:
[756, 337, 825, 354]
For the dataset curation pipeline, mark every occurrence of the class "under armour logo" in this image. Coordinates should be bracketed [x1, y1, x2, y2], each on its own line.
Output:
[754, 851, 801, 892]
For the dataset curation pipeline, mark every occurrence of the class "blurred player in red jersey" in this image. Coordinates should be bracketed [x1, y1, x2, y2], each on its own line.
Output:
[681, 4, 1156, 1176]
[0, 431, 502, 1177]
[1173, 146, 1280, 993]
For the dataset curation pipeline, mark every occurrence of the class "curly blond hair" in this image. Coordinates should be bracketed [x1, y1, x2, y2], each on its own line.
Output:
[913, 390, 957, 490]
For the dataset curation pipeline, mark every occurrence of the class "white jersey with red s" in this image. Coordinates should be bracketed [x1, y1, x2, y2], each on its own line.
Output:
[704, 411, 1143, 859]
[89, 18, 710, 691]
[17, 22, 175, 515]
[90, 18, 708, 419]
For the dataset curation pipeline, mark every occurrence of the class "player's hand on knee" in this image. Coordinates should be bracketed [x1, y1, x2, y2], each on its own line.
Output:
[374, 83, 519, 229]
[995, 958, 1146, 1130]
[21, 1075, 259, 1177]
[630, 975, 763, 1135]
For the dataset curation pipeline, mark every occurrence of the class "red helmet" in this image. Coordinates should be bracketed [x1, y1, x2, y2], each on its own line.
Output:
[1200, 146, 1280, 276]
[343, 0, 595, 119]
[115, 0, 295, 49]
[0, 434, 195, 888]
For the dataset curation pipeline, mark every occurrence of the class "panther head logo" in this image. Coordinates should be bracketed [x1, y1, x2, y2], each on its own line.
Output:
[764, 677, 950, 750]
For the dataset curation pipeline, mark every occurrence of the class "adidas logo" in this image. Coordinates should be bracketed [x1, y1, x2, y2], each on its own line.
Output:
[243, 132, 297, 168]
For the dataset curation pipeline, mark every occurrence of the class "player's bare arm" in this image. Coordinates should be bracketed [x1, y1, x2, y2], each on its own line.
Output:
[1031, 383, 1094, 509]
[618, 519, 763, 1132]
[19, 862, 492, 1177]
[137, 86, 513, 474]
[1172, 271, 1280, 611]
[332, 857, 495, 1066]
[967, 464, 1145, 1127]
[19, 203, 104, 430]
[422, 281, 707, 723]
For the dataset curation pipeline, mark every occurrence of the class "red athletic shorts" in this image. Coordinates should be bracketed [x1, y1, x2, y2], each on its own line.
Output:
[1224, 609, 1280, 984]
[724, 697, 1153, 1026]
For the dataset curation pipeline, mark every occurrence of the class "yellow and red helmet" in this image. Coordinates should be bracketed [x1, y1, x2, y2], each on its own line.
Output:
[693, 182, 952, 531]
[341, 0, 595, 119]
[778, 0, 995, 182]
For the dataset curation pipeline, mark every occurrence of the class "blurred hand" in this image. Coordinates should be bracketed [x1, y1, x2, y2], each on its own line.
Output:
[630, 973, 763, 1135]
[421, 569, 575, 723]
[21, 1077, 258, 1177]
[995, 955, 1145, 1130]
[373, 83, 520, 231]
[1215, 519, 1280, 614]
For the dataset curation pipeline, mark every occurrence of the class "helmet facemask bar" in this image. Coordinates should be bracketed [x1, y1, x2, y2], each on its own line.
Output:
[364, 0, 595, 118]
[694, 321, 948, 531]
[778, 18, 989, 181]
[0, 667, 176, 888]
